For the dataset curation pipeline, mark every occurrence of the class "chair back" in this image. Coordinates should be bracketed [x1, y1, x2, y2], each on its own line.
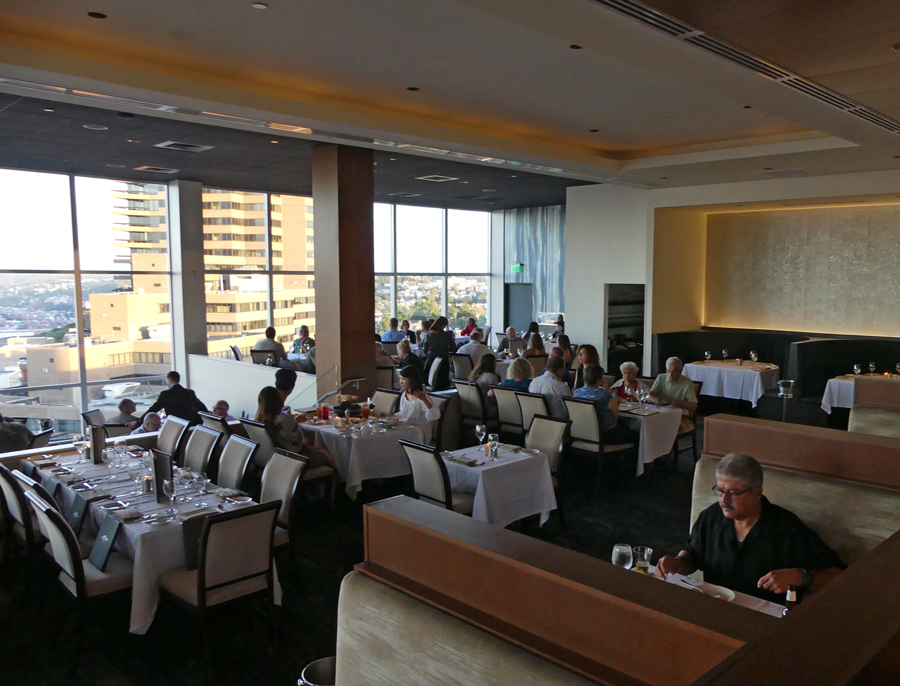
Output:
[428, 394, 450, 449]
[239, 418, 276, 468]
[0, 464, 35, 544]
[563, 397, 601, 444]
[508, 338, 525, 356]
[12, 469, 61, 513]
[260, 449, 308, 527]
[400, 440, 451, 509]
[30, 429, 54, 449]
[526, 355, 549, 378]
[157, 416, 190, 459]
[375, 366, 396, 390]
[371, 389, 401, 416]
[480, 326, 492, 348]
[427, 357, 445, 390]
[492, 385, 523, 431]
[197, 501, 279, 610]
[250, 350, 278, 366]
[199, 411, 230, 437]
[525, 414, 570, 472]
[515, 392, 550, 433]
[453, 380, 485, 421]
[183, 426, 221, 473]
[81, 409, 106, 429]
[230, 344, 243, 362]
[381, 342, 398, 356]
[217, 435, 258, 490]
[449, 353, 474, 381]
[25, 491, 87, 597]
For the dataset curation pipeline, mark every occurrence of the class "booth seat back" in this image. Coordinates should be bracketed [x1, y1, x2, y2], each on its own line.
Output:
[692, 455, 900, 567]
[792, 337, 900, 398]
[336, 571, 593, 686]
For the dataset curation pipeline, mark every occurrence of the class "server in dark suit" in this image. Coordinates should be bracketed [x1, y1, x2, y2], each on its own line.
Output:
[143, 371, 208, 425]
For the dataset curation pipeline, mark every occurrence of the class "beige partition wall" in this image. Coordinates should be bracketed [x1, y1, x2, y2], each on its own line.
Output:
[705, 206, 900, 337]
[651, 208, 707, 333]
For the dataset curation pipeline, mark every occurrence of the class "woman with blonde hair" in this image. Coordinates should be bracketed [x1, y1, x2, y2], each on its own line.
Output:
[496, 357, 532, 391]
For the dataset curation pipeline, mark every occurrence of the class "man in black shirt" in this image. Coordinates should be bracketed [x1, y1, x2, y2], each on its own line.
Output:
[656, 453, 844, 603]
[143, 371, 208, 425]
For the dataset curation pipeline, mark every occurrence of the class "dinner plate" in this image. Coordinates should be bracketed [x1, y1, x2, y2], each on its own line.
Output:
[227, 496, 253, 506]
[698, 583, 735, 602]
[145, 515, 171, 526]
[521, 448, 540, 455]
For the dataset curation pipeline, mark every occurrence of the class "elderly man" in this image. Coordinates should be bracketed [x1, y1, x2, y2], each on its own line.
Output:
[528, 356, 572, 419]
[498, 326, 523, 354]
[375, 342, 395, 367]
[656, 453, 844, 602]
[456, 329, 491, 366]
[111, 398, 140, 426]
[381, 317, 405, 343]
[212, 399, 238, 423]
[130, 412, 162, 435]
[649, 356, 698, 431]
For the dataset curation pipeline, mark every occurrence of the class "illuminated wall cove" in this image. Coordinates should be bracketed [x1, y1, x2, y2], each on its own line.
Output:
[705, 206, 900, 337]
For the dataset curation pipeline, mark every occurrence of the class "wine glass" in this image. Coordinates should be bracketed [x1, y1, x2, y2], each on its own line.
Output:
[749, 350, 758, 364]
[722, 349, 729, 361]
[101, 449, 116, 480]
[637, 388, 648, 408]
[72, 433, 87, 464]
[162, 479, 177, 519]
[869, 361, 877, 374]
[195, 472, 210, 508]
[126, 461, 141, 496]
[704, 351, 711, 363]
[896, 362, 900, 376]
[177, 468, 194, 502]
[611, 544, 633, 570]
[853, 363, 862, 375]
[475, 424, 486, 444]
[114, 438, 127, 468]
[488, 433, 500, 461]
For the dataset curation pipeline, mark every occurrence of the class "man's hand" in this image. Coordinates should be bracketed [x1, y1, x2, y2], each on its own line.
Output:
[757, 569, 803, 594]
[655, 555, 684, 579]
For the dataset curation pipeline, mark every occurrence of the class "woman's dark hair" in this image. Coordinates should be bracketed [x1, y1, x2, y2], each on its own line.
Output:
[468, 353, 497, 381]
[399, 365, 424, 393]
[525, 322, 539, 337]
[576, 344, 600, 368]
[584, 363, 606, 387]
[255, 386, 283, 425]
[430, 316, 449, 332]
[556, 334, 572, 354]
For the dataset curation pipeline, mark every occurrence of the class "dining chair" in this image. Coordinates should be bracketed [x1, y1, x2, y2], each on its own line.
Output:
[524, 414, 571, 528]
[239, 418, 276, 469]
[157, 416, 190, 463]
[428, 394, 450, 451]
[371, 389, 401, 416]
[375, 365, 397, 390]
[230, 344, 243, 362]
[453, 381, 498, 440]
[260, 449, 308, 547]
[81, 409, 129, 439]
[480, 326, 492, 349]
[449, 353, 474, 381]
[30, 429, 54, 449]
[491, 385, 524, 441]
[672, 380, 703, 465]
[526, 354, 550, 378]
[250, 350, 278, 366]
[0, 463, 43, 559]
[381, 342, 398, 356]
[11, 469, 62, 513]
[198, 411, 232, 438]
[515, 392, 550, 434]
[183, 426, 222, 474]
[563, 397, 635, 494]
[399, 440, 474, 515]
[216, 435, 258, 491]
[426, 357, 445, 391]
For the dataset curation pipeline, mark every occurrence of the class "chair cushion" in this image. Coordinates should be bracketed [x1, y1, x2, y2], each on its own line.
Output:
[60, 551, 133, 598]
[604, 442, 634, 453]
[159, 565, 269, 607]
[679, 418, 696, 434]
[848, 406, 900, 440]
[45, 539, 93, 560]
[273, 525, 290, 548]
[303, 465, 334, 481]
[570, 440, 600, 453]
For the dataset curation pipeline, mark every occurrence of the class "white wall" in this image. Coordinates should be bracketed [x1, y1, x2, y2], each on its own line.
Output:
[564, 184, 651, 368]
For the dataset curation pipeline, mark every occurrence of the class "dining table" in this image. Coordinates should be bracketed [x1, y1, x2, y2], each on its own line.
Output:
[442, 444, 557, 528]
[820, 374, 900, 414]
[300, 419, 423, 499]
[651, 567, 783, 618]
[28, 451, 279, 635]
[683, 360, 780, 408]
[617, 402, 684, 476]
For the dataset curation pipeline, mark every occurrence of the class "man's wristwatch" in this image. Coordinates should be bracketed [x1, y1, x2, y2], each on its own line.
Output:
[800, 568, 813, 590]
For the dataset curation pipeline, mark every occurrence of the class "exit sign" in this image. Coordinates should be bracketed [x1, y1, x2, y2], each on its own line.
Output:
[511, 263, 524, 273]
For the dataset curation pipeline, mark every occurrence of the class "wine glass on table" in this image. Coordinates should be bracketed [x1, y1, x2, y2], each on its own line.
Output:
[162, 479, 177, 520]
[611, 544, 633, 570]
[101, 449, 116, 481]
[475, 424, 486, 445]
[722, 349, 729, 361]
[126, 461, 141, 496]
[853, 363, 862, 375]
[114, 438, 127, 468]
[869, 361, 877, 374]
[750, 350, 758, 364]
[488, 433, 500, 461]
[704, 351, 711, 364]
[195, 472, 210, 508]
[896, 362, 900, 376]
[73, 433, 87, 464]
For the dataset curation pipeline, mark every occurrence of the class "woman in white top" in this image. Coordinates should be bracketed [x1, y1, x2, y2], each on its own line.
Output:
[397, 366, 441, 444]
[609, 361, 651, 400]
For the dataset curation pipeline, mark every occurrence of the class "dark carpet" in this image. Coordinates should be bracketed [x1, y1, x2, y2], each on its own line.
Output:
[0, 437, 699, 686]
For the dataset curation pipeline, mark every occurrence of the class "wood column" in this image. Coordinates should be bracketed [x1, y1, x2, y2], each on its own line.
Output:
[312, 145, 376, 398]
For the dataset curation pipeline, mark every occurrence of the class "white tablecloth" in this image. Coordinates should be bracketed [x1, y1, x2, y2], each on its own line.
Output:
[496, 360, 512, 380]
[301, 422, 423, 499]
[443, 445, 557, 527]
[821, 377, 855, 414]
[683, 361, 780, 408]
[37, 455, 281, 634]
[618, 403, 683, 476]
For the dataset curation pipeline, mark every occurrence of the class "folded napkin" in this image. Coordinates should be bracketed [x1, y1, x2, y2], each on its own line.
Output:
[109, 507, 143, 522]
[58, 473, 87, 485]
[213, 487, 240, 499]
[84, 490, 112, 503]
[177, 507, 219, 522]
[30, 458, 58, 469]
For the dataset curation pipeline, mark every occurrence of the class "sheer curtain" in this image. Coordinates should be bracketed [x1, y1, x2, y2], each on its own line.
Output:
[504, 205, 565, 321]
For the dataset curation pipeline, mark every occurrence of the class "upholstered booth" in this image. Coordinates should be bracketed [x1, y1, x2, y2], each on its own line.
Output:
[848, 376, 900, 440]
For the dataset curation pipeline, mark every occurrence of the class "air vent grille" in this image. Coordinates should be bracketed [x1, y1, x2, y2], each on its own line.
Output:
[593, 0, 900, 135]
[154, 141, 215, 153]
[133, 165, 178, 174]
[387, 192, 422, 198]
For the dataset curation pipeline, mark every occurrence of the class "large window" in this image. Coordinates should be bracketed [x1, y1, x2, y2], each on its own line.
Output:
[0, 171, 173, 441]
[202, 189, 315, 359]
[375, 203, 491, 333]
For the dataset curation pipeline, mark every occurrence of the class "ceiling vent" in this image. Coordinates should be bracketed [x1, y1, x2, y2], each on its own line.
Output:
[133, 165, 179, 174]
[755, 169, 816, 179]
[154, 141, 215, 153]
[593, 0, 900, 135]
[415, 174, 460, 182]
[387, 192, 422, 198]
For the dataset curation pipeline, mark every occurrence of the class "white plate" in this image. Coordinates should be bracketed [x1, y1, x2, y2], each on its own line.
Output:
[227, 496, 252, 506]
[698, 583, 735, 602]
[145, 515, 171, 526]
[521, 448, 540, 455]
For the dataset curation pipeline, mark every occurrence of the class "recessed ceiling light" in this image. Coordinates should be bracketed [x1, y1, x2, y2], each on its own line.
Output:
[406, 87, 420, 92]
[570, 44, 582, 50]
[106, 164, 125, 168]
[43, 107, 54, 112]
[482, 189, 496, 192]
[87, 11, 107, 19]
[743, 105, 753, 109]
[460, 181, 468, 184]
[510, 175, 517, 178]
[83, 124, 108, 131]
[389, 157, 397, 161]
[589, 129, 599, 133]
[660, 177, 667, 180]
[252, 2, 268, 8]
[764, 167, 773, 170]
[127, 139, 140, 143]
[270, 139, 279, 144]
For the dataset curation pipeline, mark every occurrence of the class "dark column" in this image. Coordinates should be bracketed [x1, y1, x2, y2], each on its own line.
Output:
[312, 145, 376, 398]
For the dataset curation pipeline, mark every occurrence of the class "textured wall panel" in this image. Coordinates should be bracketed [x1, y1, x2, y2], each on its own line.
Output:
[706, 207, 900, 337]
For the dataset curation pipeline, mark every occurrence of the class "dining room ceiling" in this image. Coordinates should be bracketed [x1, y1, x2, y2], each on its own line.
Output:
[1, 0, 900, 188]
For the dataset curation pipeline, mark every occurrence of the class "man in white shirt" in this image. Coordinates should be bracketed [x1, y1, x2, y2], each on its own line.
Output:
[527, 357, 572, 419]
[456, 330, 491, 366]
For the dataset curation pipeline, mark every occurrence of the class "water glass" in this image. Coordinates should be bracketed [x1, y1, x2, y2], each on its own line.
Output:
[869, 361, 877, 374]
[488, 433, 500, 461]
[853, 363, 862, 375]
[114, 438, 127, 468]
[101, 449, 116, 480]
[162, 479, 177, 519]
[750, 350, 758, 363]
[704, 351, 711, 363]
[126, 462, 141, 495]
[196, 472, 210, 507]
[721, 349, 729, 361]
[475, 424, 487, 444]
[611, 544, 633, 569]
[73, 434, 87, 463]
[632, 546, 652, 574]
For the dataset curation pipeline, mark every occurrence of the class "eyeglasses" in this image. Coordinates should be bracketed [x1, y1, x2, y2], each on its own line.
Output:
[711, 485, 755, 499]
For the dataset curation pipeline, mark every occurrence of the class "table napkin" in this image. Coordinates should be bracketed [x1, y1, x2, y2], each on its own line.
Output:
[58, 473, 87, 485]
[213, 487, 240, 498]
[109, 507, 143, 522]
[177, 507, 218, 522]
[84, 490, 112, 502]
[30, 458, 58, 469]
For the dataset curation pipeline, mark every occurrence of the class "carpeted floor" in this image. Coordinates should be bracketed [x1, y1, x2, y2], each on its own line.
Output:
[0, 436, 700, 686]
